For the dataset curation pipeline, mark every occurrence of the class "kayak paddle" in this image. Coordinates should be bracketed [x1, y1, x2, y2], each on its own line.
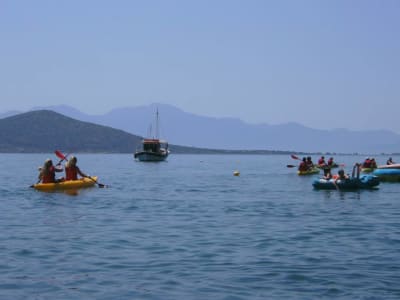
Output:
[87, 176, 107, 188]
[55, 150, 69, 164]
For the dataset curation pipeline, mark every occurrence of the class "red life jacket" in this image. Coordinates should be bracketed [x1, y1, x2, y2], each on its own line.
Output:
[318, 158, 325, 165]
[42, 166, 56, 183]
[299, 162, 308, 171]
[65, 166, 78, 180]
[363, 159, 371, 168]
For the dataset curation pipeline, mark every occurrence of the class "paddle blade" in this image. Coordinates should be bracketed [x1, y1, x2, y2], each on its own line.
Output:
[291, 154, 300, 160]
[88, 176, 107, 188]
[55, 150, 66, 160]
[286, 165, 297, 168]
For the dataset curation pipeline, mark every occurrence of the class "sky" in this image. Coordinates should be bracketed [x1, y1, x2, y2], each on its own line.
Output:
[1, 0, 399, 133]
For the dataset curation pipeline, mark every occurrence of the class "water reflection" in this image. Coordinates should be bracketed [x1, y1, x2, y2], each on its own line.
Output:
[318, 190, 363, 201]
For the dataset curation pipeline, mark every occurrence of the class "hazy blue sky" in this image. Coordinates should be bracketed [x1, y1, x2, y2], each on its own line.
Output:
[1, 0, 399, 132]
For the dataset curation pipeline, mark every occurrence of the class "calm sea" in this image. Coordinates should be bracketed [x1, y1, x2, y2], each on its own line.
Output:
[1, 153, 400, 299]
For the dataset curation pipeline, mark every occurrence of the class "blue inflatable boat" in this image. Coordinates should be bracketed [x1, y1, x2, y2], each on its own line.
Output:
[313, 164, 380, 190]
[312, 174, 380, 190]
[372, 168, 400, 182]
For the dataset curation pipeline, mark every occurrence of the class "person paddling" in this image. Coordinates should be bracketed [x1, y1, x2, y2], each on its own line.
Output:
[65, 156, 88, 181]
[298, 157, 308, 172]
[318, 156, 326, 166]
[38, 159, 63, 183]
[387, 157, 395, 165]
[306, 156, 314, 169]
[327, 157, 335, 167]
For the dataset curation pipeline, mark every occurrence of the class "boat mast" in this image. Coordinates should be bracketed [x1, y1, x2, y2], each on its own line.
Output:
[155, 108, 160, 139]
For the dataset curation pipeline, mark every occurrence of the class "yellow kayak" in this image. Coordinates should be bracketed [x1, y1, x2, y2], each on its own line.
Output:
[361, 168, 375, 173]
[32, 176, 98, 191]
[297, 167, 320, 176]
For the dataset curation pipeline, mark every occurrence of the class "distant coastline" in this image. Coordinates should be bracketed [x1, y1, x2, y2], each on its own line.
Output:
[1, 109, 399, 155]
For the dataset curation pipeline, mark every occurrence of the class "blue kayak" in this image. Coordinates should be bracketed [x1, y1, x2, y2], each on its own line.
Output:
[312, 175, 380, 190]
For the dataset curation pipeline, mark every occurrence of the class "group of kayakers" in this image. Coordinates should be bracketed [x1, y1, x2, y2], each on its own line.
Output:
[361, 157, 378, 169]
[361, 157, 395, 168]
[298, 155, 335, 169]
[296, 155, 396, 178]
[38, 156, 88, 184]
[298, 156, 316, 172]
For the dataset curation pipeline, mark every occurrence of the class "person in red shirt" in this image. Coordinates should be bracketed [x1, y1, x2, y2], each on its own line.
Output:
[65, 156, 88, 181]
[38, 159, 63, 183]
[362, 157, 371, 168]
[298, 157, 309, 171]
[318, 156, 326, 166]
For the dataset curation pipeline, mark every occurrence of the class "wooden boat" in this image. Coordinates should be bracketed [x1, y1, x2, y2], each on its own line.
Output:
[134, 138, 169, 161]
[134, 109, 169, 162]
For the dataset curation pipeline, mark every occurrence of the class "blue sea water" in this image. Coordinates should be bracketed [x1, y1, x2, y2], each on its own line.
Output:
[1, 153, 400, 299]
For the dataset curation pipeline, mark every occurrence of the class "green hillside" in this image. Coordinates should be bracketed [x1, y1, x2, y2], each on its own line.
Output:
[0, 110, 142, 153]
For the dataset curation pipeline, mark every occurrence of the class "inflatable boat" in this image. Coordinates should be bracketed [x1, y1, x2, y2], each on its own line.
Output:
[312, 174, 380, 190]
[313, 163, 379, 190]
[372, 168, 400, 182]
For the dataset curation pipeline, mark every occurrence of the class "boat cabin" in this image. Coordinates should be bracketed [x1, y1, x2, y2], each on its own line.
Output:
[142, 139, 168, 153]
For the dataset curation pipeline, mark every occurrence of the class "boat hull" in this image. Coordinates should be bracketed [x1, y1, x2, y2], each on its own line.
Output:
[134, 151, 168, 162]
[376, 163, 400, 169]
[312, 175, 380, 190]
[361, 167, 376, 173]
[33, 176, 97, 191]
[316, 164, 339, 169]
[372, 169, 400, 182]
[298, 167, 320, 176]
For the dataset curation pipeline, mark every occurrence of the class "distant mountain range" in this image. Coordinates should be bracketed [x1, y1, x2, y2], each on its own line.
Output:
[0, 110, 289, 154]
[1, 103, 400, 153]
